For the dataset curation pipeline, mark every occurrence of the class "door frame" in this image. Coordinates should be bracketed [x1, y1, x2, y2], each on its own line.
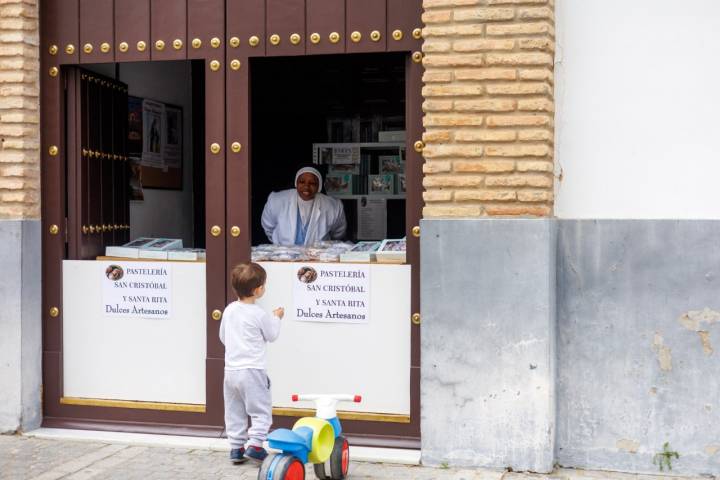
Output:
[40, 0, 423, 445]
[225, 53, 423, 446]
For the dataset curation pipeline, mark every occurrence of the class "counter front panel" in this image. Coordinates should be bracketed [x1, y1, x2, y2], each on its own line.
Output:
[62, 260, 207, 405]
[259, 261, 411, 416]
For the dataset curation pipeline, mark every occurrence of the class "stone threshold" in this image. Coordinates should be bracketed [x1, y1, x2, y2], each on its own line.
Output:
[23, 427, 421, 465]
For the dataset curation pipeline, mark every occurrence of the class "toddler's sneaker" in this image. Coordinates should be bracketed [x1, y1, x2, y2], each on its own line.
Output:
[230, 447, 247, 464]
[245, 446, 268, 463]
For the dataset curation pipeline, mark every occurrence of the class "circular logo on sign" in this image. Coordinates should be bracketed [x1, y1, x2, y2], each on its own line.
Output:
[297, 266, 318, 284]
[105, 264, 124, 281]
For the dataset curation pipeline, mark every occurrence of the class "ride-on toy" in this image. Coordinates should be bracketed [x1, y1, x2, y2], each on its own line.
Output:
[258, 394, 362, 480]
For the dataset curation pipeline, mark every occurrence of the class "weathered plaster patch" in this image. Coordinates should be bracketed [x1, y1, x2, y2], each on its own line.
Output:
[698, 331, 713, 356]
[652, 332, 672, 371]
[705, 445, 720, 456]
[678, 307, 720, 331]
[617, 439, 640, 453]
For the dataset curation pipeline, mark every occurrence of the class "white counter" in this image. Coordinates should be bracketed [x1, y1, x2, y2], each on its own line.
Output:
[258, 262, 411, 415]
[61, 260, 411, 416]
[62, 260, 207, 405]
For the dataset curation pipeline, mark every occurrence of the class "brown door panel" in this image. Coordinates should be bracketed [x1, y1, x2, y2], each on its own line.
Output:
[206, 358, 225, 424]
[227, 0, 266, 57]
[115, 0, 151, 62]
[80, 0, 114, 63]
[43, 0, 80, 65]
[87, 76, 104, 258]
[67, 69, 128, 259]
[386, 0, 423, 52]
[346, 0, 387, 53]
[306, 0, 345, 56]
[66, 69, 81, 260]
[205, 60, 227, 360]
[266, 0, 305, 56]
[225, 56, 251, 303]
[188, 0, 226, 59]
[40, 67, 65, 353]
[150, 0, 187, 61]
[405, 56, 423, 369]
[100, 82, 114, 246]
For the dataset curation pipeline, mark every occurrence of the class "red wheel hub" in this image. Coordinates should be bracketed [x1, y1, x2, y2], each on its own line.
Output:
[285, 459, 305, 480]
[341, 440, 350, 475]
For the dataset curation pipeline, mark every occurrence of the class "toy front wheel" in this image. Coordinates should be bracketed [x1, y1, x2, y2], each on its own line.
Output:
[313, 435, 349, 480]
[258, 454, 305, 480]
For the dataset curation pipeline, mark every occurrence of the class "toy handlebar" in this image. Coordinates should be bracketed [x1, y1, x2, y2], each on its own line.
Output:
[292, 394, 362, 403]
[291, 394, 362, 420]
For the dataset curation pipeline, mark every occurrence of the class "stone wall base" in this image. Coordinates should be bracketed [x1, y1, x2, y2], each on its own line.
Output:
[0, 219, 41, 433]
[421, 219, 720, 477]
[421, 219, 556, 472]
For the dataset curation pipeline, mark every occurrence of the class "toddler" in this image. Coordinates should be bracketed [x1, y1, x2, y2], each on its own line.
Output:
[220, 262, 284, 464]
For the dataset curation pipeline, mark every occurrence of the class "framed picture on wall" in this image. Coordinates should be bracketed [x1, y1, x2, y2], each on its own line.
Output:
[128, 96, 183, 190]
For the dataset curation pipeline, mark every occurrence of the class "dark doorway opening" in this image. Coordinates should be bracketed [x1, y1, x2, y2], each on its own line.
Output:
[250, 52, 406, 246]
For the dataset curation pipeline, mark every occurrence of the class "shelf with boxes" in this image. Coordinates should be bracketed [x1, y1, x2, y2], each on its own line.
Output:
[312, 140, 407, 198]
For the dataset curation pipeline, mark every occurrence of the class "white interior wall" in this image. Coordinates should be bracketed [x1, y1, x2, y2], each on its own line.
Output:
[555, 0, 720, 219]
[122, 62, 194, 245]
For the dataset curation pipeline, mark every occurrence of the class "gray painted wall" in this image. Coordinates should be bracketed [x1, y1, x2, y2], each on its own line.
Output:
[556, 220, 720, 476]
[0, 220, 41, 433]
[421, 219, 556, 473]
[421, 218, 719, 476]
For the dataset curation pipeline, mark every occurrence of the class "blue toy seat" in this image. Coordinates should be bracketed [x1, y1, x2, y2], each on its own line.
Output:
[268, 426, 313, 464]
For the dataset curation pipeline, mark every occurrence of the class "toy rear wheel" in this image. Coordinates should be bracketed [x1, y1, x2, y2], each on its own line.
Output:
[259, 454, 305, 480]
[258, 453, 279, 480]
[313, 436, 349, 480]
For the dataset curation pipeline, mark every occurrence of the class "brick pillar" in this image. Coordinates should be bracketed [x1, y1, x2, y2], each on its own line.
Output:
[0, 0, 41, 433]
[421, 0, 555, 217]
[419, 1, 557, 471]
[0, 0, 40, 219]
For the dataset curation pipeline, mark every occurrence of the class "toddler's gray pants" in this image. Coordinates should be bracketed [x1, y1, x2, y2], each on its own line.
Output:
[223, 368, 272, 449]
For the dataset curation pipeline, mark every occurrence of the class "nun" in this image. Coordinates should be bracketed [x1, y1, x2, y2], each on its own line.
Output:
[261, 166, 347, 246]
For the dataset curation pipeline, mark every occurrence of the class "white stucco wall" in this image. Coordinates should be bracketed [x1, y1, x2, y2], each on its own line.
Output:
[555, 0, 720, 219]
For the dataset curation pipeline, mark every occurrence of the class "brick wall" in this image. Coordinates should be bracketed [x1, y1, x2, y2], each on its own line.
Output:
[421, 0, 555, 217]
[0, 0, 40, 220]
[1, 1, 552, 220]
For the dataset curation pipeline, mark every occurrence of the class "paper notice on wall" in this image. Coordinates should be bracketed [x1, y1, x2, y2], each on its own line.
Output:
[357, 197, 387, 240]
[142, 99, 164, 168]
[103, 262, 171, 319]
[163, 105, 182, 171]
[293, 264, 369, 324]
[332, 146, 360, 164]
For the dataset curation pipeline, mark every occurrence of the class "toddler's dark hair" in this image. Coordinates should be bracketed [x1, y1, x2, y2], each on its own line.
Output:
[231, 262, 267, 299]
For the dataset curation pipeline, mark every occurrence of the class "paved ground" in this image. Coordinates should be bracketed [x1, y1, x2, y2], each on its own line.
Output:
[0, 434, 702, 480]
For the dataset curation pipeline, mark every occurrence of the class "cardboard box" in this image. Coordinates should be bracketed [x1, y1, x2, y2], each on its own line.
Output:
[378, 130, 405, 142]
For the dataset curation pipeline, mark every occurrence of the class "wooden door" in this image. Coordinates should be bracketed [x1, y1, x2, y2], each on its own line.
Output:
[66, 68, 130, 261]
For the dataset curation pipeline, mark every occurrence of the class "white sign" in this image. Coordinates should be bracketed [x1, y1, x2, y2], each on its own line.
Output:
[357, 197, 387, 240]
[142, 99, 164, 168]
[103, 262, 172, 319]
[293, 264, 369, 324]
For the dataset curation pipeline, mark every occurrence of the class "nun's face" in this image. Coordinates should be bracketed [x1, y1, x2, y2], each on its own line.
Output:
[296, 173, 319, 201]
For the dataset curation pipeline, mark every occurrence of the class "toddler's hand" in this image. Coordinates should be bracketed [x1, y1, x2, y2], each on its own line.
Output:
[274, 307, 285, 319]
